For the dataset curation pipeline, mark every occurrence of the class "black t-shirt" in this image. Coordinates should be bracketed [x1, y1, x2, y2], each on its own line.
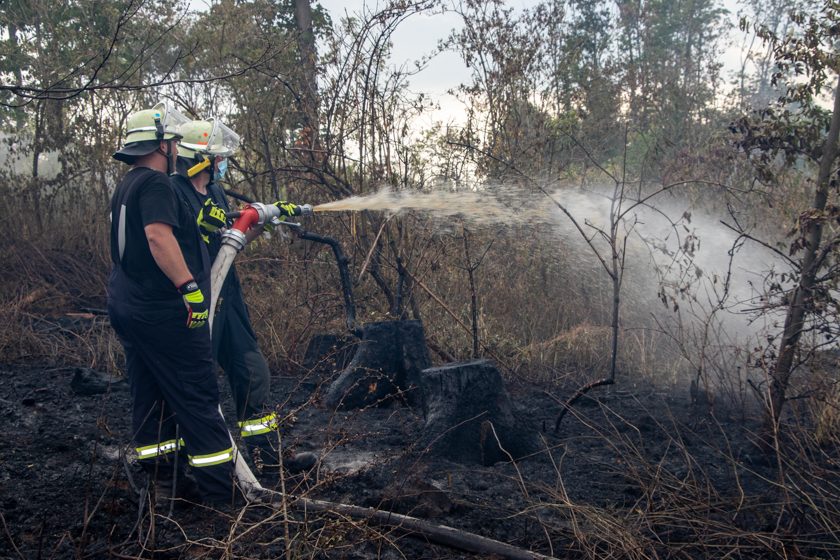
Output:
[108, 167, 209, 308]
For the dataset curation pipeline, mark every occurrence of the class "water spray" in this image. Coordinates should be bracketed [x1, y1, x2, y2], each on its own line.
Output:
[310, 187, 555, 225]
[309, 185, 790, 365]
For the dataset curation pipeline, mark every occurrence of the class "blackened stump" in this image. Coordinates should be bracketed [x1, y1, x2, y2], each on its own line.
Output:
[324, 320, 431, 409]
[70, 367, 128, 396]
[303, 333, 357, 374]
[419, 360, 538, 466]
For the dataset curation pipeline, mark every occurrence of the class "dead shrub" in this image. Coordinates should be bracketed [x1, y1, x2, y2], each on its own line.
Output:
[517, 323, 612, 377]
[814, 380, 840, 446]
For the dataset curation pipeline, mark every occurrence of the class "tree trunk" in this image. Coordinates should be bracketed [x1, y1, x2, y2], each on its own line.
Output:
[463, 227, 480, 358]
[770, 74, 840, 426]
[293, 0, 320, 155]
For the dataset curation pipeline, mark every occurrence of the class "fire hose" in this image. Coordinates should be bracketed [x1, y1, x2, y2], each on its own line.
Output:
[206, 200, 556, 560]
[209, 202, 318, 499]
[210, 201, 355, 499]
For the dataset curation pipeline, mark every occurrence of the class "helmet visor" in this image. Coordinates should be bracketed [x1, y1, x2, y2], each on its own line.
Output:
[206, 118, 241, 157]
[149, 101, 190, 140]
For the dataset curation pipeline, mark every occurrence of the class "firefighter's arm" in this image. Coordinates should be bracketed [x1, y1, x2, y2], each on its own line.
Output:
[145, 222, 193, 289]
[145, 222, 209, 328]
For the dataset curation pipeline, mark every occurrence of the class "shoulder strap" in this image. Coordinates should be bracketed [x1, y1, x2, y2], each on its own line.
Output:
[170, 174, 199, 211]
[207, 182, 231, 212]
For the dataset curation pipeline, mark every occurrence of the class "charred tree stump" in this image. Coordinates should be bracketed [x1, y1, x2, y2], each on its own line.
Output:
[419, 360, 538, 465]
[303, 333, 357, 374]
[70, 368, 128, 396]
[324, 320, 431, 409]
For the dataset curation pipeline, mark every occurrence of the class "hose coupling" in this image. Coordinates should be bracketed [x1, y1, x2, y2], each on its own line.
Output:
[248, 202, 276, 226]
[221, 228, 248, 252]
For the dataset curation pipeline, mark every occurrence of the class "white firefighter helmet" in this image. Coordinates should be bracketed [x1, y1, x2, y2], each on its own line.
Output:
[113, 101, 189, 164]
[178, 118, 240, 159]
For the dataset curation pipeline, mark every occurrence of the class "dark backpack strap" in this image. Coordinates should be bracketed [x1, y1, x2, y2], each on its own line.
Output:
[169, 174, 211, 281]
[207, 182, 231, 213]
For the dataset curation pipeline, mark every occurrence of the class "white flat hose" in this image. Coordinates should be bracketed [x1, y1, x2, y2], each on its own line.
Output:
[209, 235, 265, 499]
[209, 243, 238, 333]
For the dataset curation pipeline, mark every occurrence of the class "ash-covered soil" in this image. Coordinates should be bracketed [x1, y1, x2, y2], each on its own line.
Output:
[1, 356, 837, 559]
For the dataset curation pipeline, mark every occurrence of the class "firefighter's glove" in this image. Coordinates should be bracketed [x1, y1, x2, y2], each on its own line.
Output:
[273, 201, 313, 218]
[273, 200, 301, 217]
[178, 280, 209, 329]
[197, 198, 227, 243]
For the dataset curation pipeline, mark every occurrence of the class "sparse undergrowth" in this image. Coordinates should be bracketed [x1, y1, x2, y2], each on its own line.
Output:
[2, 211, 839, 559]
[1, 357, 839, 559]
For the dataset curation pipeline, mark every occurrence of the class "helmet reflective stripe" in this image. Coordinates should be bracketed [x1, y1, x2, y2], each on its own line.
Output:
[180, 142, 209, 151]
[136, 438, 184, 459]
[180, 142, 209, 150]
[188, 447, 234, 467]
[126, 125, 174, 134]
[238, 412, 278, 437]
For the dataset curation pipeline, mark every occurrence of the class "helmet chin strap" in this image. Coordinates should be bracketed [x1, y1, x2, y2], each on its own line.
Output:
[153, 117, 176, 175]
[187, 154, 211, 177]
[156, 141, 176, 175]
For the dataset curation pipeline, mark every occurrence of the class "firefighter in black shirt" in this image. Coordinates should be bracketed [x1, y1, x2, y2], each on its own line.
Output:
[173, 118, 306, 475]
[107, 103, 237, 507]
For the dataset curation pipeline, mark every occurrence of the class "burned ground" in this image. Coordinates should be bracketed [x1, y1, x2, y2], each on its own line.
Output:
[2, 350, 838, 559]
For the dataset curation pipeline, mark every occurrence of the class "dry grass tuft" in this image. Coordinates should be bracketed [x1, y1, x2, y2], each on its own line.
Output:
[814, 380, 840, 446]
[517, 323, 612, 376]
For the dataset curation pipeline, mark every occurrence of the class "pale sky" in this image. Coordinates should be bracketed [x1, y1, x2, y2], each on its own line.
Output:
[186, 0, 755, 126]
[315, 0, 473, 126]
[316, 0, 750, 126]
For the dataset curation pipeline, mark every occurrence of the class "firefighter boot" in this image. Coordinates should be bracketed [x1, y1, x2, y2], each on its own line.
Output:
[153, 472, 203, 511]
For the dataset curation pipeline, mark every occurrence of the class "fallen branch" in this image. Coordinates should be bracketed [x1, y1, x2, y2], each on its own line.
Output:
[553, 376, 615, 433]
[0, 511, 25, 560]
[291, 495, 558, 560]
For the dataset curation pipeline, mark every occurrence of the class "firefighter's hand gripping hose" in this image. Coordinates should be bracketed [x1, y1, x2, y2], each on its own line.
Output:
[262, 202, 313, 233]
[273, 200, 313, 217]
[197, 198, 227, 235]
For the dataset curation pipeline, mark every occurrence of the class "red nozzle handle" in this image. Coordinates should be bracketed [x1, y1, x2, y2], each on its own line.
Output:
[230, 206, 259, 234]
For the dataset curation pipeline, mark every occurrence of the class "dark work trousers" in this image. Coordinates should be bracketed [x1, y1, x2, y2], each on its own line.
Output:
[109, 297, 236, 504]
[212, 268, 276, 461]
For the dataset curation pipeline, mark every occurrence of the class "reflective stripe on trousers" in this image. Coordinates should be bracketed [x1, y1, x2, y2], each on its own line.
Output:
[238, 412, 278, 437]
[136, 438, 185, 459]
[188, 446, 234, 467]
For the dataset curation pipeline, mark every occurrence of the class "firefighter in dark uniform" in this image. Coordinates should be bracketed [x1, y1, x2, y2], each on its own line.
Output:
[171, 118, 307, 474]
[107, 103, 238, 506]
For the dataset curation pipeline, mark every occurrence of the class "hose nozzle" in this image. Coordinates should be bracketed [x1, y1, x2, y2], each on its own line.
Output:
[299, 204, 313, 217]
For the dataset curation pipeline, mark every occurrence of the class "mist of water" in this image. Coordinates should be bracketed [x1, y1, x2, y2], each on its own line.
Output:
[316, 185, 789, 358]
